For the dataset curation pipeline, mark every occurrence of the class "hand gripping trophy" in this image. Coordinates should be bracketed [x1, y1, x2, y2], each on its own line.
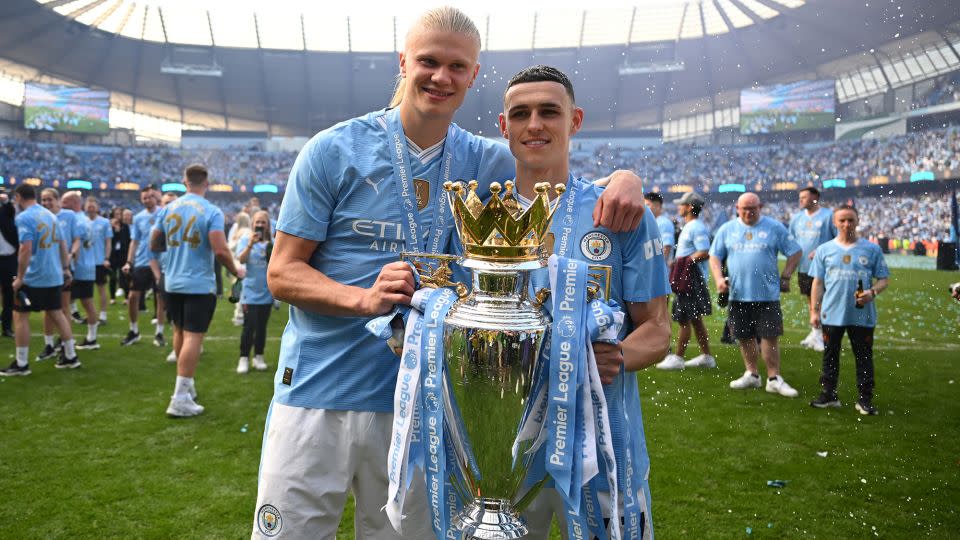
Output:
[381, 179, 621, 540]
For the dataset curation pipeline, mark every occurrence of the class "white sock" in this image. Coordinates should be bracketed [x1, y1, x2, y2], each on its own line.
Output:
[174, 375, 194, 399]
[239, 356, 249, 363]
[155, 323, 164, 335]
[254, 354, 264, 362]
[99, 311, 107, 321]
[87, 324, 98, 341]
[63, 339, 76, 358]
[16, 347, 28, 367]
[44, 335, 54, 347]
[130, 322, 138, 334]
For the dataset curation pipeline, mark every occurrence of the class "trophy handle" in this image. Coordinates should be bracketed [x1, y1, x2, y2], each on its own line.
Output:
[400, 251, 468, 297]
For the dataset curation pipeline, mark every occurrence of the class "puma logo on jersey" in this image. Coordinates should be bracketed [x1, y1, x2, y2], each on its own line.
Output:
[365, 177, 387, 194]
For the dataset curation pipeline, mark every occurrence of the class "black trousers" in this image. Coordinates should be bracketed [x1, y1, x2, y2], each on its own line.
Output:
[821, 325, 875, 401]
[240, 303, 272, 357]
[0, 254, 16, 332]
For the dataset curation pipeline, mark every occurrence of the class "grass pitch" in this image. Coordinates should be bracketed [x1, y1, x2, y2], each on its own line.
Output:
[1, 267, 958, 539]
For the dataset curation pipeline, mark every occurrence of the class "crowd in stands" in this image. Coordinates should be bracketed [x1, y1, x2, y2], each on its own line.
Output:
[3, 126, 959, 194]
[0, 139, 295, 189]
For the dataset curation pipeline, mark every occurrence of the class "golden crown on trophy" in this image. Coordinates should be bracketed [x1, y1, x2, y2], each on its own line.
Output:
[444, 179, 565, 263]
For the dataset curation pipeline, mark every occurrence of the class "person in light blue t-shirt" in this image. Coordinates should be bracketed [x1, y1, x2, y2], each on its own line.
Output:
[709, 192, 803, 398]
[234, 210, 275, 375]
[643, 191, 675, 263]
[494, 65, 671, 540]
[60, 191, 101, 351]
[84, 197, 113, 325]
[789, 187, 837, 352]
[252, 9, 648, 540]
[808, 204, 889, 416]
[1, 184, 78, 377]
[658, 191, 716, 371]
[37, 188, 81, 361]
[151, 164, 244, 419]
[120, 187, 160, 347]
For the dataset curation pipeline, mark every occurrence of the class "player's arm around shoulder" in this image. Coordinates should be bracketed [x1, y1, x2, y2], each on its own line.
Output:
[591, 170, 646, 233]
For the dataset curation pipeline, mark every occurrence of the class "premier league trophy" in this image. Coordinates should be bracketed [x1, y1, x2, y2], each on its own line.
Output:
[402, 179, 562, 539]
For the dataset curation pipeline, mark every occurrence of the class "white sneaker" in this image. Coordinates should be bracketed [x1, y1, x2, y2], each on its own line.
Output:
[166, 395, 204, 417]
[810, 332, 823, 352]
[799, 331, 814, 349]
[684, 354, 717, 369]
[656, 354, 686, 370]
[252, 356, 268, 371]
[237, 357, 249, 374]
[166, 350, 177, 363]
[766, 376, 799, 398]
[730, 371, 762, 389]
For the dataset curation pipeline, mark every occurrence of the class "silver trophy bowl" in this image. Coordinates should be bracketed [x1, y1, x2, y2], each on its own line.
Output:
[443, 258, 549, 539]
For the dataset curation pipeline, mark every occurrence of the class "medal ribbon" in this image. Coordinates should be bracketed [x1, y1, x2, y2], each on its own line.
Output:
[383, 108, 454, 254]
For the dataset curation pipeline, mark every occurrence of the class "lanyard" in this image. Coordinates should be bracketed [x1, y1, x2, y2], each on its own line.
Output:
[550, 175, 583, 258]
[383, 108, 453, 254]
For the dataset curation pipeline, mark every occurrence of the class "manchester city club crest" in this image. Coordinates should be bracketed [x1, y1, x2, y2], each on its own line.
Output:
[758, 231, 768, 239]
[414, 178, 430, 211]
[858, 255, 869, 266]
[580, 231, 612, 261]
[745, 231, 753, 240]
[843, 254, 852, 264]
[257, 504, 283, 537]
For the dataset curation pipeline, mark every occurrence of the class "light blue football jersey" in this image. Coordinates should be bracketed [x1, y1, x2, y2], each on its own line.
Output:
[656, 214, 675, 250]
[73, 212, 97, 282]
[16, 204, 64, 287]
[273, 109, 515, 412]
[675, 217, 711, 284]
[709, 216, 801, 302]
[88, 215, 113, 264]
[131, 207, 159, 268]
[790, 207, 836, 274]
[809, 239, 889, 327]
[235, 235, 273, 305]
[55, 209, 80, 255]
[525, 177, 671, 494]
[154, 193, 225, 295]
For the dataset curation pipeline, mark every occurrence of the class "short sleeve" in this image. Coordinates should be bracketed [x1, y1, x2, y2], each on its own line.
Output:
[276, 138, 336, 242]
[105, 220, 114, 239]
[872, 247, 890, 279]
[708, 226, 727, 259]
[16, 214, 35, 244]
[235, 235, 250, 258]
[209, 207, 225, 233]
[809, 247, 825, 279]
[621, 211, 671, 303]
[152, 207, 167, 235]
[658, 218, 675, 247]
[692, 223, 710, 251]
[778, 223, 801, 256]
[131, 215, 143, 243]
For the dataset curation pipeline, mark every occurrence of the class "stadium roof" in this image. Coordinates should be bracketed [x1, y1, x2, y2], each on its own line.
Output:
[1, 0, 958, 136]
[31, 0, 805, 51]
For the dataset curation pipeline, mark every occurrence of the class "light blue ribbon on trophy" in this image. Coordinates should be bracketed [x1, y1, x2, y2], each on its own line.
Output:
[383, 108, 455, 255]
[418, 286, 458, 539]
[384, 288, 431, 533]
[545, 255, 587, 507]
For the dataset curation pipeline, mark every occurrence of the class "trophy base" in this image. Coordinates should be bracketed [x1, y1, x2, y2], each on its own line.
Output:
[454, 498, 528, 539]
